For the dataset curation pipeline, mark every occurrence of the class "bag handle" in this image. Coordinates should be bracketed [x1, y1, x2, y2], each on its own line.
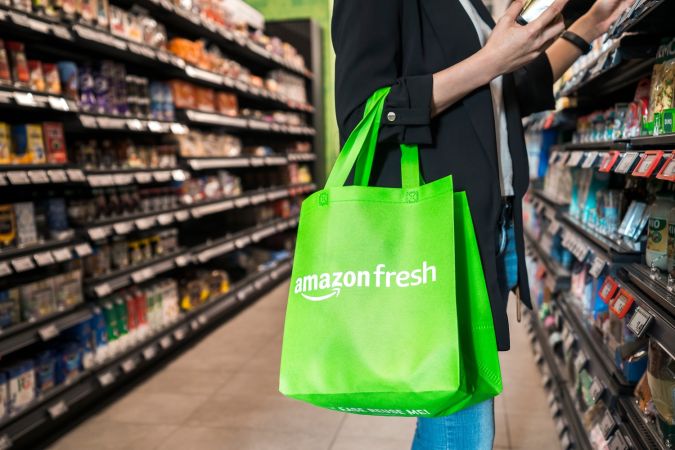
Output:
[325, 87, 422, 189]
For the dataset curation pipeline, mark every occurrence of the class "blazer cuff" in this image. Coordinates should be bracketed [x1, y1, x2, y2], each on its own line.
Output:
[515, 54, 555, 116]
[381, 74, 434, 145]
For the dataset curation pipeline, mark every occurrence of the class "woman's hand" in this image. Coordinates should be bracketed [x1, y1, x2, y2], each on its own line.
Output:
[570, 0, 633, 42]
[482, 0, 568, 78]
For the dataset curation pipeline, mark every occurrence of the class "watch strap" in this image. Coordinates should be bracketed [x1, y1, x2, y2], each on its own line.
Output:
[561, 31, 592, 55]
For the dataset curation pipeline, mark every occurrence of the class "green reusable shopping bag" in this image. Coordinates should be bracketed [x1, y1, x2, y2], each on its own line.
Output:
[279, 87, 501, 417]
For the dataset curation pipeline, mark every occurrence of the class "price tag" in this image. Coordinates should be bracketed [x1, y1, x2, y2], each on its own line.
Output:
[7, 171, 30, 185]
[175, 255, 190, 267]
[589, 256, 607, 278]
[135, 217, 155, 230]
[66, 169, 86, 182]
[174, 328, 186, 341]
[174, 211, 190, 222]
[143, 345, 157, 360]
[28, 170, 49, 184]
[48, 96, 70, 111]
[113, 173, 134, 186]
[599, 276, 619, 303]
[152, 171, 171, 183]
[582, 151, 599, 168]
[250, 193, 267, 204]
[13, 91, 37, 107]
[608, 432, 629, 450]
[126, 119, 144, 131]
[52, 247, 73, 262]
[79, 115, 98, 128]
[135, 172, 153, 184]
[598, 151, 619, 172]
[34, 251, 55, 266]
[234, 197, 250, 208]
[627, 307, 653, 338]
[590, 378, 605, 402]
[75, 243, 93, 257]
[121, 358, 137, 373]
[0, 262, 10, 277]
[190, 320, 199, 331]
[113, 221, 134, 235]
[599, 410, 617, 438]
[632, 151, 663, 177]
[12, 256, 35, 272]
[567, 152, 584, 167]
[555, 418, 566, 435]
[94, 283, 112, 298]
[131, 267, 154, 284]
[609, 289, 634, 319]
[614, 152, 639, 174]
[235, 236, 251, 248]
[656, 153, 675, 181]
[157, 213, 174, 225]
[97, 117, 126, 129]
[98, 371, 115, 386]
[38, 323, 59, 341]
[198, 314, 207, 325]
[48, 400, 68, 419]
[574, 351, 588, 372]
[160, 336, 172, 349]
[147, 121, 164, 133]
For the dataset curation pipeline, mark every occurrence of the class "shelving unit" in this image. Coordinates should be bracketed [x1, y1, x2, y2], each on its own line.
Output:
[0, 1, 322, 446]
[523, 1, 674, 448]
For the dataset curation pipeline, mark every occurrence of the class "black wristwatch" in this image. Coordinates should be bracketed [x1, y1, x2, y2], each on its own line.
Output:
[561, 31, 592, 55]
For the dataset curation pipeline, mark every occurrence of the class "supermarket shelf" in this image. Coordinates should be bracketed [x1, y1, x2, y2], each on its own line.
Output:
[68, 114, 187, 134]
[110, 0, 312, 79]
[526, 310, 593, 450]
[618, 396, 668, 450]
[615, 272, 675, 359]
[0, 306, 93, 358]
[287, 153, 316, 162]
[558, 295, 630, 392]
[85, 250, 190, 299]
[630, 133, 675, 148]
[609, 0, 673, 38]
[86, 214, 300, 298]
[0, 257, 293, 448]
[0, 239, 90, 281]
[0, 166, 84, 187]
[559, 213, 641, 264]
[84, 168, 185, 187]
[531, 188, 569, 210]
[0, 87, 78, 113]
[624, 264, 675, 317]
[183, 154, 299, 171]
[177, 109, 315, 135]
[524, 229, 570, 293]
[562, 141, 621, 151]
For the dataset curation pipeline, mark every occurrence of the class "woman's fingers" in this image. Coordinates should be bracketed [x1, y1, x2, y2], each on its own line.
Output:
[529, 0, 569, 31]
[503, 0, 525, 21]
[537, 16, 565, 46]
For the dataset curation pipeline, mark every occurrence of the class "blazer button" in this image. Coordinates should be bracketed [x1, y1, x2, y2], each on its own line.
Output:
[386, 111, 396, 122]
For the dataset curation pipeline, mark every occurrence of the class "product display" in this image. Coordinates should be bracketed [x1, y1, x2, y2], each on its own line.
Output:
[523, 3, 675, 449]
[0, 2, 318, 445]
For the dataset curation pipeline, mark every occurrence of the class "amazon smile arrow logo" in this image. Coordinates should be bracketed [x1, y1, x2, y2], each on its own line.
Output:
[293, 262, 437, 302]
[301, 288, 341, 301]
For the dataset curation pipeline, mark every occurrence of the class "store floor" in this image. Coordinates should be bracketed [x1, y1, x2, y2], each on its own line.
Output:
[50, 284, 559, 450]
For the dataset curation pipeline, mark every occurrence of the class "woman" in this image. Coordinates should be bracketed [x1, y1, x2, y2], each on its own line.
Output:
[332, 0, 629, 448]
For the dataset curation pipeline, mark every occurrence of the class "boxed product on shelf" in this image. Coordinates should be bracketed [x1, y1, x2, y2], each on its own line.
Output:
[0, 288, 20, 330]
[6, 41, 29, 88]
[34, 350, 56, 395]
[0, 40, 11, 86]
[179, 170, 242, 204]
[0, 122, 10, 163]
[42, 122, 68, 164]
[6, 360, 35, 414]
[179, 268, 230, 311]
[72, 139, 177, 169]
[175, 130, 241, 158]
[18, 266, 84, 322]
[647, 339, 675, 444]
[11, 124, 46, 164]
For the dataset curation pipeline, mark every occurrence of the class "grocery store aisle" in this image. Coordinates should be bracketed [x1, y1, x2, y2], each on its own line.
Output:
[50, 284, 559, 450]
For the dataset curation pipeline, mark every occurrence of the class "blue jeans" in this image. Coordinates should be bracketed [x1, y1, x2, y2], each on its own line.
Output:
[411, 223, 518, 450]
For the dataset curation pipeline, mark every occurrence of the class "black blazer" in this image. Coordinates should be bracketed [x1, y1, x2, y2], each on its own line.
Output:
[332, 0, 555, 350]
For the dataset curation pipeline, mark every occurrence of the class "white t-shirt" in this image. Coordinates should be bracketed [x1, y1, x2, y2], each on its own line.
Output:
[457, 0, 514, 196]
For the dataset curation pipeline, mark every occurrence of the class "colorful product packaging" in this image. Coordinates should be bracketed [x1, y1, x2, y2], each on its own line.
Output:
[0, 122, 11, 164]
[42, 63, 61, 95]
[0, 372, 7, 419]
[27, 60, 45, 92]
[57, 62, 78, 100]
[11, 124, 46, 164]
[6, 41, 30, 87]
[0, 288, 20, 330]
[7, 361, 35, 413]
[0, 204, 16, 248]
[19, 278, 56, 321]
[14, 201, 38, 246]
[54, 343, 81, 385]
[42, 122, 68, 164]
[0, 40, 11, 86]
[34, 351, 56, 394]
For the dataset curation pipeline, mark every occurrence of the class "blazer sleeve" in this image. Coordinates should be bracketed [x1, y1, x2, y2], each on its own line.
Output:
[512, 53, 556, 117]
[332, 0, 434, 147]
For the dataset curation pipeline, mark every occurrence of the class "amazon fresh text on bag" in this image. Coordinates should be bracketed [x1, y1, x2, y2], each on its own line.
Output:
[293, 261, 437, 301]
